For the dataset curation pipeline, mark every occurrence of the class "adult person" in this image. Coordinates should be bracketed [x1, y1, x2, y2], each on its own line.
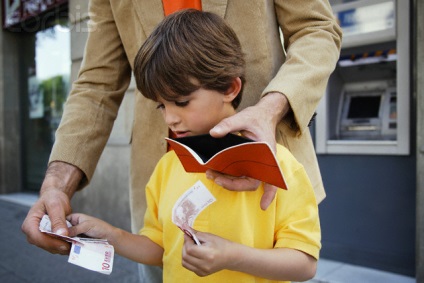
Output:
[22, 0, 341, 281]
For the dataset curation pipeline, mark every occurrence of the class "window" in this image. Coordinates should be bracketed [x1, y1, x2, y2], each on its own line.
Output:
[23, 22, 70, 191]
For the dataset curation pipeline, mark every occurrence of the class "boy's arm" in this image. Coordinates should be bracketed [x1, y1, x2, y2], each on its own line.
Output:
[182, 232, 317, 282]
[68, 214, 163, 266]
[110, 230, 163, 266]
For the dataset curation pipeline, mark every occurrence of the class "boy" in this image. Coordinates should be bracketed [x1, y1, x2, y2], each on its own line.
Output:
[67, 9, 320, 283]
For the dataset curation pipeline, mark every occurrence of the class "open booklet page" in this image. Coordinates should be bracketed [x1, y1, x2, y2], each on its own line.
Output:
[166, 134, 287, 189]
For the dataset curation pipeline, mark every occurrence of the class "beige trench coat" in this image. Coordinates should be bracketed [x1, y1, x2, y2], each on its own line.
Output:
[50, 0, 342, 233]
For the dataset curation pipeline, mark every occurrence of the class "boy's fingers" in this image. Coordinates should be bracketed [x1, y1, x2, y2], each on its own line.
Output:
[66, 214, 92, 236]
[67, 226, 80, 237]
[66, 213, 82, 226]
[184, 233, 195, 245]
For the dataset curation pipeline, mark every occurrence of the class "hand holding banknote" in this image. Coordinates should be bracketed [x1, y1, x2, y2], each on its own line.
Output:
[181, 229, 236, 277]
[172, 180, 216, 245]
[40, 215, 115, 275]
[66, 214, 115, 240]
[174, 180, 240, 276]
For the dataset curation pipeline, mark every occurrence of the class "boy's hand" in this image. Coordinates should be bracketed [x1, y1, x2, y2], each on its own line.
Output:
[182, 230, 235, 277]
[67, 213, 114, 240]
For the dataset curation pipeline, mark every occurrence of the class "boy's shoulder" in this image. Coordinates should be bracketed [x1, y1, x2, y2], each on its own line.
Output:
[275, 143, 305, 174]
[158, 150, 180, 165]
[275, 143, 297, 161]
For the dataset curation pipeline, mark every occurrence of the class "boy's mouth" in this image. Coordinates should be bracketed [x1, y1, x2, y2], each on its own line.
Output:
[174, 131, 190, 138]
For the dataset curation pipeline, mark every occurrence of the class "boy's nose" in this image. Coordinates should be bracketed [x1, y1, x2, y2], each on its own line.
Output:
[164, 108, 181, 127]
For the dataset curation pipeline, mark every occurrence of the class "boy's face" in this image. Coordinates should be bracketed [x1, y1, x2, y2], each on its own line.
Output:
[156, 86, 237, 138]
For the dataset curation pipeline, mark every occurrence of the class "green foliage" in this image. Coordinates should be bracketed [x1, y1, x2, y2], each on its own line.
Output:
[39, 75, 68, 115]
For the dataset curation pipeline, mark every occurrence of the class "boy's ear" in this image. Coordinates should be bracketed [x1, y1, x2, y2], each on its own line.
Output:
[223, 77, 242, 103]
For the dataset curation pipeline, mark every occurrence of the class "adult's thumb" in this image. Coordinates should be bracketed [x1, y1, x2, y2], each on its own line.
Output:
[50, 213, 70, 236]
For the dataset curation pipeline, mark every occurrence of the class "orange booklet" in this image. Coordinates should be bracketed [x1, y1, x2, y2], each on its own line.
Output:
[166, 134, 287, 189]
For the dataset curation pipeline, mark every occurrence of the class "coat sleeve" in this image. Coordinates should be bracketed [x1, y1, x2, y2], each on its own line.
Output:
[262, 0, 342, 134]
[49, 0, 132, 186]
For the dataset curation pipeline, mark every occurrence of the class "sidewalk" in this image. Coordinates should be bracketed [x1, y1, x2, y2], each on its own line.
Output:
[0, 195, 139, 283]
[0, 193, 416, 283]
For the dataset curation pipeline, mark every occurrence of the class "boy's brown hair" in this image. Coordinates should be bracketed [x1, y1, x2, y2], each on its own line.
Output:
[134, 9, 245, 109]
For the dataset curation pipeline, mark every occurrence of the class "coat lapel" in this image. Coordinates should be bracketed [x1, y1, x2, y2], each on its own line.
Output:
[131, 0, 165, 37]
[202, 0, 228, 18]
[131, 0, 228, 37]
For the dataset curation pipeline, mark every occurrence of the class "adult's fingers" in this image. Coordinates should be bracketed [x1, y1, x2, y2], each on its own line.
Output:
[210, 115, 243, 138]
[260, 183, 277, 210]
[21, 202, 70, 255]
[43, 190, 72, 236]
[206, 170, 260, 191]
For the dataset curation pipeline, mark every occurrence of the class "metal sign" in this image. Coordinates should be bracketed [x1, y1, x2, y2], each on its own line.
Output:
[3, 0, 67, 29]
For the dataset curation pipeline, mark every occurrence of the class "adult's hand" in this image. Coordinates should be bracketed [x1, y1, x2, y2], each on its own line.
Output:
[209, 92, 291, 210]
[21, 162, 83, 255]
[205, 170, 275, 211]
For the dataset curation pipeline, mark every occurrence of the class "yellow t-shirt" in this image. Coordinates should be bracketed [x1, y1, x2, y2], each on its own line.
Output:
[140, 144, 321, 283]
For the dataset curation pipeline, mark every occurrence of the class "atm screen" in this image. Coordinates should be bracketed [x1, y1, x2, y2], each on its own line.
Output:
[347, 96, 381, 119]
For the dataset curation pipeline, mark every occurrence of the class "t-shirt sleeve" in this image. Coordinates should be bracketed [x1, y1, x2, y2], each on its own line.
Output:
[273, 148, 321, 259]
[138, 156, 169, 248]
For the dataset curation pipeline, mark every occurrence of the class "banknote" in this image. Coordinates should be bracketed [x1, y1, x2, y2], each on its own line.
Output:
[39, 215, 85, 244]
[39, 214, 73, 231]
[68, 239, 114, 275]
[172, 180, 216, 245]
[39, 215, 114, 275]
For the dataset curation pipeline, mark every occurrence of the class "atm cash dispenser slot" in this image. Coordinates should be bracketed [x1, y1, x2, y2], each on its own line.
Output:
[337, 81, 396, 140]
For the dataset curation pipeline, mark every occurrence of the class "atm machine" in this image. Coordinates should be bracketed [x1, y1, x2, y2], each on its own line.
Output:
[316, 0, 410, 155]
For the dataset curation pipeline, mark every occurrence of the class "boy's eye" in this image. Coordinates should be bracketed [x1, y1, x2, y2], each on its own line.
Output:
[156, 103, 165, 110]
[175, 100, 189, 107]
